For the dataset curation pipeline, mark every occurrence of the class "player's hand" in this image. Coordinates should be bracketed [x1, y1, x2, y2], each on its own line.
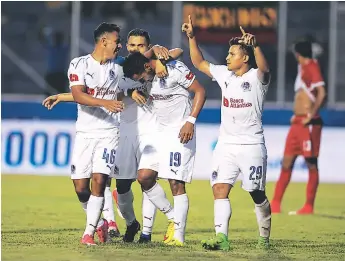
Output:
[182, 15, 194, 39]
[102, 100, 124, 113]
[238, 26, 257, 47]
[156, 60, 168, 78]
[132, 90, 147, 105]
[179, 122, 194, 144]
[152, 45, 170, 60]
[42, 95, 60, 110]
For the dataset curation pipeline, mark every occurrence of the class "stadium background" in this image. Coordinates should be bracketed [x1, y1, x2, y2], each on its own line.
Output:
[2, 1, 345, 183]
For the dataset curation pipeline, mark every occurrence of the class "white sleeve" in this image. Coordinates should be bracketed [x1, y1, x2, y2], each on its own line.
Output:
[67, 57, 86, 88]
[119, 77, 142, 91]
[174, 61, 196, 89]
[209, 63, 228, 86]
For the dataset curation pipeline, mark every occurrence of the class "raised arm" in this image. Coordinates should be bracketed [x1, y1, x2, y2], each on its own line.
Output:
[239, 26, 270, 85]
[182, 15, 212, 78]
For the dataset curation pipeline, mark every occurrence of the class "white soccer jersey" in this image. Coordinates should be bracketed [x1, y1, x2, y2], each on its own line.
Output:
[209, 64, 269, 144]
[149, 60, 195, 130]
[118, 77, 157, 135]
[67, 54, 122, 138]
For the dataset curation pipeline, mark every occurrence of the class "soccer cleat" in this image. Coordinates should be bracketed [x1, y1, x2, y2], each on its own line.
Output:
[166, 238, 184, 247]
[163, 220, 174, 243]
[288, 205, 314, 215]
[256, 236, 270, 250]
[270, 201, 281, 214]
[112, 188, 125, 219]
[96, 218, 110, 243]
[138, 233, 151, 243]
[123, 219, 141, 242]
[108, 220, 121, 238]
[81, 234, 97, 246]
[201, 233, 230, 251]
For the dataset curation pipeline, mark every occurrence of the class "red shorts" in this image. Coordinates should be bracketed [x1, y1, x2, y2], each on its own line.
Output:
[284, 115, 323, 158]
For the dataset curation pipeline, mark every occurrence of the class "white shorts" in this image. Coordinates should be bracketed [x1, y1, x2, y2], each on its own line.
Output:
[114, 133, 159, 180]
[211, 142, 267, 192]
[157, 130, 196, 183]
[70, 134, 119, 179]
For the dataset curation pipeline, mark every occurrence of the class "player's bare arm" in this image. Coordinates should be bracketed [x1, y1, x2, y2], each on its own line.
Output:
[239, 26, 270, 85]
[179, 79, 206, 144]
[147, 46, 184, 78]
[42, 92, 74, 110]
[310, 85, 326, 117]
[156, 47, 184, 78]
[302, 85, 326, 125]
[71, 85, 124, 113]
[182, 15, 211, 78]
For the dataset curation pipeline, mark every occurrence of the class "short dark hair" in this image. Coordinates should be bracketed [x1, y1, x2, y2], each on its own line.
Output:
[122, 52, 149, 78]
[127, 28, 151, 45]
[94, 22, 120, 43]
[294, 40, 312, 58]
[229, 37, 257, 68]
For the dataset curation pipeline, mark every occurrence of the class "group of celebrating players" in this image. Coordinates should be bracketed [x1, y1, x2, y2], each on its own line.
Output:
[42, 14, 326, 250]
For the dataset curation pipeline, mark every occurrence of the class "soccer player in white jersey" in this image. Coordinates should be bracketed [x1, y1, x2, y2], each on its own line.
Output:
[113, 29, 183, 243]
[67, 22, 125, 245]
[182, 16, 272, 250]
[122, 52, 206, 246]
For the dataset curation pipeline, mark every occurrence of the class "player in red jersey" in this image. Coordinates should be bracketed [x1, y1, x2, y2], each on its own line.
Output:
[271, 40, 326, 215]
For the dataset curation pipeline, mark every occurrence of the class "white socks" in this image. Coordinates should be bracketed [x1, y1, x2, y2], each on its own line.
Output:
[83, 195, 104, 236]
[80, 201, 104, 228]
[173, 194, 189, 243]
[214, 199, 231, 237]
[254, 199, 271, 238]
[144, 182, 174, 220]
[117, 190, 136, 226]
[102, 186, 116, 223]
[142, 192, 157, 236]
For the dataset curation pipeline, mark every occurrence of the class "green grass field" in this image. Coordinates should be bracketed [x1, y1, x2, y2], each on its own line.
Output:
[2, 175, 345, 261]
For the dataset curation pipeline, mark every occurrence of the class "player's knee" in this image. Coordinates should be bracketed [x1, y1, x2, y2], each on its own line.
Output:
[137, 170, 156, 190]
[75, 188, 91, 202]
[212, 183, 231, 199]
[169, 179, 185, 196]
[249, 190, 267, 205]
[92, 173, 107, 186]
[281, 157, 295, 170]
[116, 179, 133, 194]
[305, 157, 318, 170]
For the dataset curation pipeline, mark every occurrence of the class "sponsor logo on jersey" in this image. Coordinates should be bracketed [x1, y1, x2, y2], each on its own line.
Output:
[69, 74, 79, 82]
[150, 94, 173, 100]
[223, 97, 252, 108]
[185, 71, 194, 80]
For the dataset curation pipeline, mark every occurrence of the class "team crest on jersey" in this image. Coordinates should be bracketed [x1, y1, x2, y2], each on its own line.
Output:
[241, 81, 251, 92]
[212, 171, 218, 181]
[109, 70, 115, 80]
